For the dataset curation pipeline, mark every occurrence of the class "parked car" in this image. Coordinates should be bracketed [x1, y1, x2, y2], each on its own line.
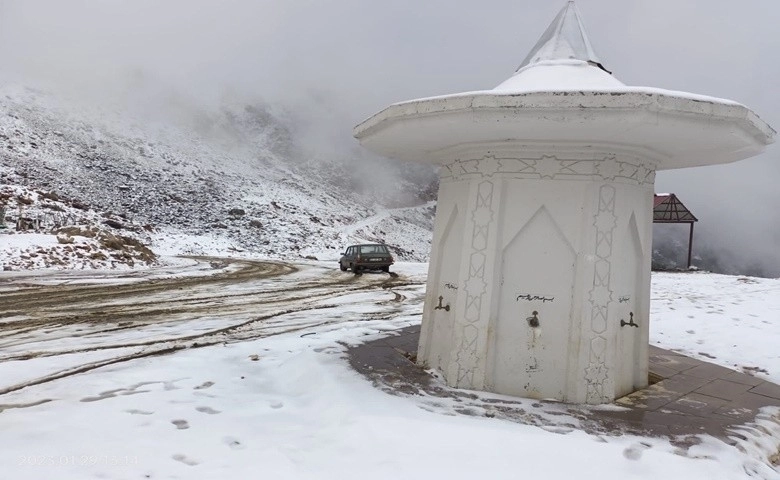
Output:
[339, 244, 394, 273]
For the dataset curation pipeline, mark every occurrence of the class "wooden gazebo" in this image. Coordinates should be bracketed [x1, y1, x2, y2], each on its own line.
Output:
[653, 193, 698, 268]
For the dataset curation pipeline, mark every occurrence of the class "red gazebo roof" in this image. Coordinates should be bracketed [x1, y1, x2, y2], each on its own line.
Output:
[653, 193, 697, 223]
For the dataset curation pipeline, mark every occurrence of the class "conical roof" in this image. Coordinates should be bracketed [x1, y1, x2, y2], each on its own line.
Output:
[494, 1, 620, 92]
[517, 1, 608, 73]
[354, 4, 774, 170]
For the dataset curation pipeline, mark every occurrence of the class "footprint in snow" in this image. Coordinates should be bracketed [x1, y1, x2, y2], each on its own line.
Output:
[194, 381, 214, 390]
[171, 419, 190, 430]
[313, 346, 339, 354]
[623, 442, 651, 460]
[163, 380, 182, 391]
[223, 436, 245, 450]
[269, 401, 284, 409]
[172, 454, 198, 466]
[125, 409, 154, 415]
[196, 406, 220, 415]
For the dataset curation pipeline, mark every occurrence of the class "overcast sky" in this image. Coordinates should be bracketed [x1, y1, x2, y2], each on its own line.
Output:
[0, 0, 778, 274]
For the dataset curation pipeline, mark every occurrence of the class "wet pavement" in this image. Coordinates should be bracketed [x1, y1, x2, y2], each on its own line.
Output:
[348, 325, 780, 443]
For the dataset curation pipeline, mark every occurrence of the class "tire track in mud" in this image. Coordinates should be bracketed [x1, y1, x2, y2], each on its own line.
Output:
[0, 275, 419, 339]
[0, 259, 411, 328]
[0, 304, 338, 396]
[0, 258, 425, 397]
[1, 278, 419, 358]
[0, 262, 312, 330]
[0, 257, 296, 313]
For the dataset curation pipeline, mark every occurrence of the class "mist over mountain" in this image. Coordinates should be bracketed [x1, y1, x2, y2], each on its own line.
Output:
[0, 81, 437, 261]
[1, 78, 777, 278]
[0, 0, 777, 276]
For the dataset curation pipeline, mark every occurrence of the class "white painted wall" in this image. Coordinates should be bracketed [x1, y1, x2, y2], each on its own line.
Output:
[417, 147, 655, 403]
[356, 84, 771, 405]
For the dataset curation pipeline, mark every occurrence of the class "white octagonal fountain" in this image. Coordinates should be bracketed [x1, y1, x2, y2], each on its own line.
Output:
[354, 2, 775, 404]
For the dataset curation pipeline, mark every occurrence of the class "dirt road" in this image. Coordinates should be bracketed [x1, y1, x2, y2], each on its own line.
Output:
[0, 257, 424, 397]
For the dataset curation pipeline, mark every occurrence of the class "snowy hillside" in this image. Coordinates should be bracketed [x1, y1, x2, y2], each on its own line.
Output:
[1, 82, 774, 280]
[0, 83, 437, 268]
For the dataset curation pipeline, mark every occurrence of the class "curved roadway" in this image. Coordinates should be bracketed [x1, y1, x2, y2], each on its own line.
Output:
[0, 257, 424, 396]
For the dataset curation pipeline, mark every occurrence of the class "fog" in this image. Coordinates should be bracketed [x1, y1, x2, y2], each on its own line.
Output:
[0, 0, 778, 275]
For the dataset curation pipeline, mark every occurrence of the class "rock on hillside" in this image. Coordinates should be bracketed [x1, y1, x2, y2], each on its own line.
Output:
[0, 184, 156, 270]
[0, 84, 437, 267]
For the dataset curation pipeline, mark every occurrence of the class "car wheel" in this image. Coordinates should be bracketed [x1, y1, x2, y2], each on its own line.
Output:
[352, 265, 361, 274]
[381, 266, 390, 273]
[339, 262, 346, 272]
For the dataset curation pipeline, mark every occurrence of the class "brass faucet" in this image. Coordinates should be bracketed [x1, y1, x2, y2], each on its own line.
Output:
[620, 312, 639, 328]
[527, 311, 540, 328]
[434, 296, 450, 312]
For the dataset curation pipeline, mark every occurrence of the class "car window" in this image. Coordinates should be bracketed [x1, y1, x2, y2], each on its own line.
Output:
[359, 245, 388, 254]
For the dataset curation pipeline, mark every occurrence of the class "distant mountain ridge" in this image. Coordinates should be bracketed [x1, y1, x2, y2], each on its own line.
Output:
[0, 83, 437, 262]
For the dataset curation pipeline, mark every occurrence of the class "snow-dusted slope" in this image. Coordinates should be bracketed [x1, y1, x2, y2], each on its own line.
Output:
[0, 83, 436, 268]
[0, 184, 156, 270]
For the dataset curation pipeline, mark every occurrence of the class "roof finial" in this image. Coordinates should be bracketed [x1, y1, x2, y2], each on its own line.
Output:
[517, 1, 610, 74]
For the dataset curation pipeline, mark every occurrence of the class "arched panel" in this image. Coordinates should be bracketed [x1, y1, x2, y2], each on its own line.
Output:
[419, 203, 464, 372]
[615, 211, 645, 397]
[491, 206, 576, 399]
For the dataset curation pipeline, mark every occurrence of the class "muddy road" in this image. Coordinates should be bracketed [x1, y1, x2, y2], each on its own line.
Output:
[0, 258, 425, 397]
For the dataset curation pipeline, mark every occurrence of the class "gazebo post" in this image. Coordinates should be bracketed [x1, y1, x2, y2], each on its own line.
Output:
[654, 194, 700, 270]
[687, 222, 695, 268]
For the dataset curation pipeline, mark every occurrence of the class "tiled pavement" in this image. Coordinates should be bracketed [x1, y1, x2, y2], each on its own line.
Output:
[604, 346, 780, 438]
[348, 325, 780, 442]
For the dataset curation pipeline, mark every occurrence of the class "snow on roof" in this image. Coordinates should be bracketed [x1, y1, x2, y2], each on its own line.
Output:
[517, 1, 606, 73]
[493, 60, 625, 92]
[353, 1, 775, 160]
[494, 1, 623, 92]
[357, 2, 765, 110]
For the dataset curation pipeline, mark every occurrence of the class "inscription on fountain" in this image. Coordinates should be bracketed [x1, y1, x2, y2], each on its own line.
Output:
[516, 294, 554, 303]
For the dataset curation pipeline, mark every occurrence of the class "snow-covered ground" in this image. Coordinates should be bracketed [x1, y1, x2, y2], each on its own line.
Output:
[651, 272, 780, 383]
[1, 57, 777, 480]
[1, 260, 779, 479]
